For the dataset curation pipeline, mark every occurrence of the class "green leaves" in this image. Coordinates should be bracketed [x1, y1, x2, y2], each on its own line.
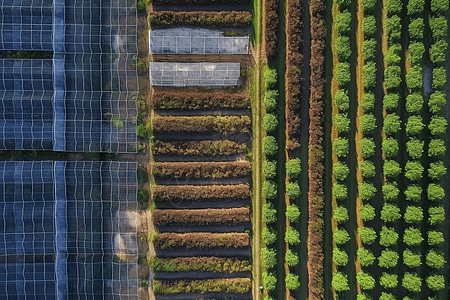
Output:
[332, 272, 349, 292]
[334, 137, 349, 157]
[383, 160, 401, 178]
[360, 113, 377, 134]
[286, 158, 301, 177]
[381, 203, 401, 222]
[336, 10, 352, 34]
[384, 66, 401, 89]
[404, 206, 423, 223]
[359, 160, 376, 178]
[403, 227, 423, 246]
[402, 273, 422, 293]
[405, 93, 423, 114]
[334, 206, 349, 223]
[334, 113, 351, 133]
[264, 69, 277, 89]
[264, 113, 278, 133]
[380, 273, 398, 289]
[361, 204, 376, 221]
[285, 273, 300, 290]
[359, 182, 377, 200]
[387, 16, 402, 41]
[426, 250, 446, 269]
[359, 227, 377, 245]
[363, 16, 377, 38]
[430, 40, 448, 65]
[336, 63, 351, 86]
[360, 138, 376, 158]
[405, 66, 423, 90]
[380, 227, 399, 247]
[335, 89, 350, 111]
[383, 113, 401, 135]
[403, 249, 422, 268]
[285, 226, 300, 245]
[429, 16, 448, 41]
[363, 39, 377, 61]
[407, 0, 425, 15]
[263, 181, 277, 200]
[428, 116, 447, 136]
[264, 136, 278, 156]
[405, 116, 424, 136]
[285, 250, 299, 266]
[404, 161, 424, 181]
[286, 182, 301, 199]
[334, 161, 350, 181]
[357, 248, 376, 267]
[333, 248, 349, 266]
[286, 204, 300, 222]
[336, 36, 351, 61]
[357, 271, 375, 290]
[406, 138, 424, 159]
[382, 137, 399, 158]
[363, 62, 376, 89]
[334, 228, 350, 245]
[408, 18, 424, 40]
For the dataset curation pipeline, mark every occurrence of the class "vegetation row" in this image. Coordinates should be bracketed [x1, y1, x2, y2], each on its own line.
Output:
[152, 0, 250, 5]
[150, 256, 251, 272]
[154, 232, 250, 249]
[264, 0, 279, 60]
[153, 278, 251, 294]
[153, 208, 251, 226]
[152, 161, 251, 179]
[153, 184, 250, 201]
[153, 140, 248, 156]
[149, 11, 252, 27]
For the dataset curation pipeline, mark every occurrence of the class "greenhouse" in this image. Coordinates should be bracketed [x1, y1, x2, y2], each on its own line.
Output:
[0, 0, 138, 152]
[0, 161, 139, 299]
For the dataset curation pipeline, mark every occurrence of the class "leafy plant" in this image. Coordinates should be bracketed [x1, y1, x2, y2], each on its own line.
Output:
[379, 273, 398, 289]
[380, 203, 401, 222]
[404, 161, 424, 181]
[286, 204, 300, 222]
[334, 183, 348, 200]
[362, 0, 377, 12]
[335, 89, 350, 111]
[262, 248, 277, 268]
[428, 161, 447, 180]
[334, 228, 350, 245]
[383, 160, 401, 178]
[429, 206, 445, 225]
[383, 93, 399, 110]
[286, 182, 301, 199]
[265, 203, 277, 223]
[264, 136, 278, 156]
[426, 275, 445, 291]
[404, 206, 423, 223]
[428, 116, 447, 136]
[409, 42, 425, 65]
[336, 63, 351, 86]
[334, 137, 349, 157]
[408, 18, 424, 40]
[403, 227, 423, 246]
[285, 273, 300, 290]
[403, 249, 422, 268]
[387, 16, 402, 41]
[429, 40, 448, 65]
[359, 227, 377, 245]
[332, 272, 349, 292]
[431, 0, 449, 14]
[362, 92, 375, 112]
[361, 204, 375, 221]
[406, 66, 423, 90]
[406, 139, 424, 159]
[383, 114, 401, 135]
[382, 183, 400, 202]
[263, 181, 277, 200]
[378, 250, 399, 268]
[264, 114, 278, 133]
[336, 36, 352, 61]
[336, 10, 352, 34]
[405, 93, 423, 114]
[384, 66, 402, 89]
[359, 182, 377, 200]
[334, 113, 351, 133]
[380, 227, 399, 247]
[363, 39, 377, 61]
[363, 16, 377, 38]
[333, 248, 349, 266]
[428, 92, 447, 114]
[427, 184, 445, 202]
[334, 161, 350, 181]
[363, 62, 377, 88]
[359, 160, 376, 178]
[360, 113, 377, 134]
[426, 250, 446, 269]
[360, 138, 376, 158]
[402, 273, 422, 293]
[265, 160, 277, 179]
[286, 158, 301, 178]
[264, 69, 277, 89]
[382, 137, 399, 158]
[386, 0, 402, 14]
[263, 272, 277, 290]
[429, 16, 448, 41]
[404, 184, 422, 202]
[285, 250, 299, 266]
[357, 271, 375, 290]
[285, 226, 300, 245]
[432, 67, 447, 90]
[263, 228, 277, 245]
[265, 90, 278, 111]
[334, 206, 349, 223]
[405, 116, 424, 136]
[407, 0, 425, 15]
[358, 248, 376, 266]
[428, 231, 444, 246]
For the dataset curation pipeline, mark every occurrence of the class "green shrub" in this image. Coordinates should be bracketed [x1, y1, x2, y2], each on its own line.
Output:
[428, 161, 447, 180]
[334, 228, 350, 245]
[380, 273, 398, 289]
[285, 250, 299, 266]
[428, 231, 444, 246]
[426, 275, 445, 291]
[378, 249, 399, 268]
[406, 66, 423, 90]
[381, 203, 401, 222]
[406, 138, 424, 159]
[334, 206, 349, 223]
[332, 272, 349, 292]
[286, 204, 300, 222]
[359, 182, 377, 200]
[405, 93, 423, 114]
[335, 89, 350, 111]
[264, 114, 278, 133]
[428, 116, 447, 136]
[263, 272, 277, 290]
[409, 42, 425, 65]
[264, 69, 277, 89]
[362, 92, 375, 112]
[286, 182, 301, 199]
[387, 16, 402, 41]
[334, 183, 348, 200]
[386, 44, 402, 65]
[334, 113, 351, 133]
[362, 0, 377, 12]
[386, 0, 402, 14]
[402, 273, 422, 293]
[138, 167, 149, 183]
[403, 227, 423, 246]
[403, 249, 422, 268]
[285, 226, 300, 245]
[333, 248, 349, 266]
[263, 228, 277, 245]
[428, 91, 447, 114]
[383, 93, 399, 110]
[430, 40, 448, 65]
[137, 0, 145, 11]
[336, 36, 352, 61]
[429, 206, 445, 225]
[432, 67, 447, 90]
[363, 39, 377, 61]
[363, 16, 377, 38]
[427, 183, 445, 201]
[265, 203, 277, 223]
[360, 113, 377, 134]
[359, 227, 377, 244]
[407, 0, 425, 15]
[263, 181, 277, 200]
[262, 248, 277, 268]
[357, 271, 375, 290]
[382, 182, 400, 201]
[138, 190, 149, 208]
[428, 139, 446, 157]
[357, 293, 373, 300]
[408, 18, 424, 40]
[360, 160, 376, 178]
[426, 250, 446, 269]
[382, 137, 399, 158]
[264, 90, 278, 111]
[358, 248, 375, 266]
[286, 158, 301, 178]
[336, 63, 351, 86]
[285, 273, 300, 290]
[383, 160, 401, 178]
[404, 161, 424, 181]
[429, 16, 448, 41]
[431, 0, 449, 14]
[379, 292, 396, 300]
[404, 206, 423, 223]
[264, 136, 278, 156]
[361, 204, 375, 221]
[334, 161, 350, 181]
[380, 227, 398, 247]
[336, 10, 352, 34]
[265, 160, 277, 179]
[360, 138, 375, 158]
[334, 137, 349, 157]
[363, 62, 376, 88]
[336, 0, 351, 8]
[405, 116, 424, 136]
[385, 66, 401, 89]
[137, 124, 148, 137]
[383, 113, 401, 135]
[405, 185, 422, 202]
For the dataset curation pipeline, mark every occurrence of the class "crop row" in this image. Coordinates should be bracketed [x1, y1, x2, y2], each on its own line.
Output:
[152, 161, 251, 179]
[152, 90, 250, 110]
[149, 11, 252, 27]
[152, 116, 251, 135]
[264, 0, 279, 61]
[153, 140, 248, 156]
[150, 256, 251, 272]
[154, 232, 250, 249]
[153, 208, 250, 226]
[153, 278, 251, 294]
[153, 184, 250, 202]
[152, 0, 249, 5]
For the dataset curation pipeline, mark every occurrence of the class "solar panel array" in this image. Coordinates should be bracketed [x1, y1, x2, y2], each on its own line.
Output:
[0, 160, 139, 300]
[0, 0, 139, 152]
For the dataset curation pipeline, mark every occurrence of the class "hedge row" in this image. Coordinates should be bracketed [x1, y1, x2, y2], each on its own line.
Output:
[154, 232, 250, 249]
[153, 140, 247, 156]
[153, 278, 251, 294]
[265, 0, 279, 61]
[308, 0, 327, 298]
[152, 116, 251, 135]
[152, 161, 251, 178]
[153, 184, 250, 201]
[152, 90, 250, 110]
[153, 208, 251, 226]
[149, 11, 252, 27]
[153, 0, 249, 5]
[150, 256, 251, 272]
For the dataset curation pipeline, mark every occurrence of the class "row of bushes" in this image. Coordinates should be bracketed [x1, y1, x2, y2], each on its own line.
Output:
[150, 256, 251, 272]
[153, 140, 248, 156]
[152, 161, 251, 178]
[152, 90, 250, 110]
[154, 232, 250, 249]
[308, 0, 327, 298]
[153, 0, 249, 5]
[149, 11, 252, 27]
[264, 0, 279, 61]
[153, 184, 250, 201]
[153, 278, 251, 294]
[152, 115, 251, 135]
[153, 208, 250, 226]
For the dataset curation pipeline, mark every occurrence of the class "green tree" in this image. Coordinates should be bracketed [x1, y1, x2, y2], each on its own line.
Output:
[404, 161, 424, 181]
[402, 273, 422, 293]
[383, 114, 401, 135]
[406, 139, 424, 159]
[264, 69, 277, 89]
[362, 92, 375, 112]
[363, 62, 377, 88]
[432, 67, 447, 90]
[363, 16, 377, 38]
[285, 226, 300, 245]
[137, 124, 147, 137]
[336, 0, 351, 8]
[285, 250, 299, 266]
[407, 0, 425, 15]
[385, 66, 402, 89]
[286, 182, 301, 199]
[334, 183, 348, 200]
[427, 184, 445, 202]
[382, 137, 399, 157]
[431, 0, 449, 14]
[403, 249, 422, 268]
[264, 113, 278, 133]
[382, 182, 400, 202]
[286, 158, 301, 178]
[379, 293, 396, 300]
[359, 227, 377, 245]
[409, 42, 425, 65]
[263, 228, 277, 245]
[332, 272, 349, 292]
[380, 273, 398, 289]
[360, 160, 376, 178]
[383, 160, 402, 178]
[264, 90, 278, 111]
[334, 137, 349, 157]
[381, 203, 401, 222]
[334, 161, 350, 181]
[428, 231, 444, 246]
[334, 228, 350, 245]
[378, 250, 399, 268]
[335, 89, 350, 111]
[357, 293, 373, 300]
[380, 227, 399, 247]
[361, 204, 376, 221]
[428, 161, 447, 180]
[405, 116, 424, 136]
[334, 113, 351, 133]
[408, 18, 424, 40]
[263, 181, 277, 200]
[360, 138, 376, 158]
[333, 247, 349, 266]
[263, 272, 277, 290]
[359, 182, 377, 200]
[265, 160, 277, 179]
[336, 36, 352, 61]
[357, 271, 375, 290]
[430, 40, 448, 65]
[286, 204, 300, 222]
[428, 139, 446, 157]
[358, 248, 376, 267]
[362, 0, 377, 12]
[262, 248, 277, 268]
[336, 10, 352, 34]
[429, 16, 448, 41]
[383, 93, 400, 111]
[386, 44, 402, 65]
[336, 63, 351, 86]
[360, 113, 377, 134]
[264, 203, 277, 223]
[264, 136, 278, 156]
[406, 66, 423, 90]
[426, 250, 446, 269]
[405, 93, 423, 114]
[404, 184, 422, 202]
[386, 0, 402, 14]
[285, 273, 300, 290]
[334, 206, 349, 223]
[387, 16, 402, 41]
[426, 275, 445, 291]
[428, 116, 447, 136]
[403, 227, 423, 246]
[428, 91, 447, 114]
[363, 39, 377, 61]
[429, 206, 445, 225]
[404, 206, 424, 223]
